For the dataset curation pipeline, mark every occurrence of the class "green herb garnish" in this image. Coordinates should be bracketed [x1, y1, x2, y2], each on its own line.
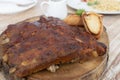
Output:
[94, 1, 99, 5]
[87, 1, 99, 6]
[76, 9, 85, 16]
[87, 2, 94, 6]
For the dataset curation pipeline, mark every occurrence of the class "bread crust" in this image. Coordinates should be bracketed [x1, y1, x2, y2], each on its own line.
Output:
[64, 14, 83, 26]
[82, 12, 103, 38]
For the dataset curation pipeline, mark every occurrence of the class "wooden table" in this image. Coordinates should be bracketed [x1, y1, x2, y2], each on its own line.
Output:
[0, 0, 120, 80]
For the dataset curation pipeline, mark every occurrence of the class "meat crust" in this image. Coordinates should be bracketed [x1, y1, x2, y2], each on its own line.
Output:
[0, 16, 106, 78]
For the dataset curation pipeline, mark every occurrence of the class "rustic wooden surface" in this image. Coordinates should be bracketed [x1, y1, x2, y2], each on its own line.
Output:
[0, 0, 120, 80]
[24, 17, 108, 80]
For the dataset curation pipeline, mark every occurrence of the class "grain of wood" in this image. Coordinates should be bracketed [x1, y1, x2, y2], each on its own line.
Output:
[101, 19, 120, 80]
[0, 0, 120, 79]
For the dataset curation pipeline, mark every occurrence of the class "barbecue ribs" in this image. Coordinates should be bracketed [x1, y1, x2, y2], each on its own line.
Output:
[0, 16, 106, 78]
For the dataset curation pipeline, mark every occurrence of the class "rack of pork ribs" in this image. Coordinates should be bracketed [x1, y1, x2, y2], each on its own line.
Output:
[0, 16, 106, 80]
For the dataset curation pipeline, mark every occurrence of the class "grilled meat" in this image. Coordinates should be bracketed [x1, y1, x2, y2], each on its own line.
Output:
[0, 16, 106, 78]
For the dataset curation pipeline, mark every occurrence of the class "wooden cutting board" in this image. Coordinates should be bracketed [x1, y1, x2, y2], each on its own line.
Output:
[26, 17, 109, 80]
[0, 17, 109, 80]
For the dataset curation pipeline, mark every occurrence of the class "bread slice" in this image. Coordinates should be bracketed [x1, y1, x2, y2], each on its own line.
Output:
[64, 14, 83, 26]
[82, 12, 103, 38]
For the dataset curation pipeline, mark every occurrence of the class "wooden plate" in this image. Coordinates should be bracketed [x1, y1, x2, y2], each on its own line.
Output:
[0, 16, 109, 80]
